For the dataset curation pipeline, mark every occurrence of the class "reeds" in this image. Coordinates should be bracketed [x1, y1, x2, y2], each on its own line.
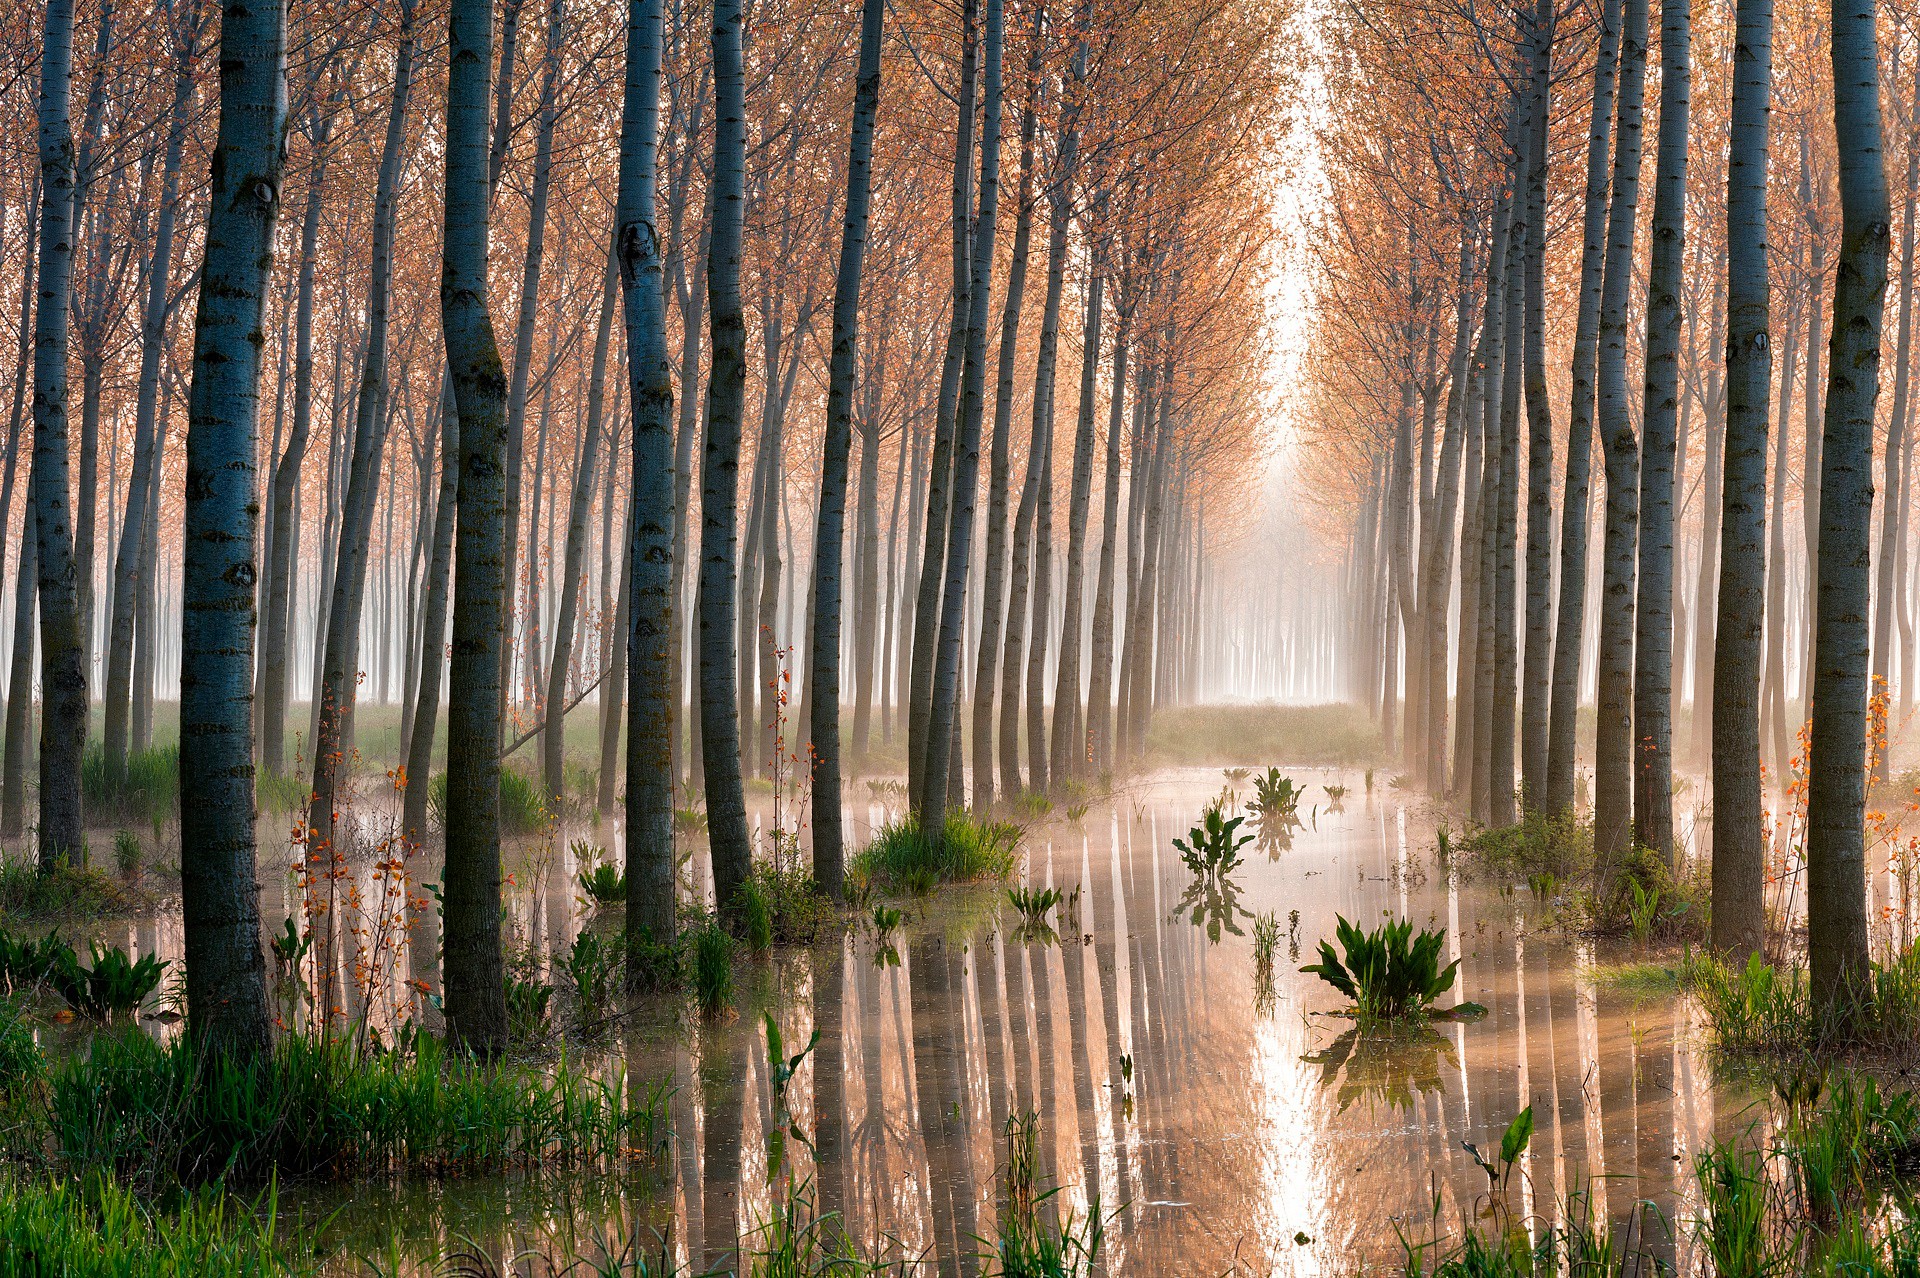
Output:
[851, 812, 1020, 894]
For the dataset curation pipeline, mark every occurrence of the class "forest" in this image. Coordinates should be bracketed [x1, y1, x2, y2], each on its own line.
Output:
[7, 0, 1920, 1268]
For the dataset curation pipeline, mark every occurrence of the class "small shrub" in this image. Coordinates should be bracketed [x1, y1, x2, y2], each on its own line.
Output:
[851, 811, 1020, 891]
[0, 858, 129, 921]
[1301, 915, 1476, 1022]
[1462, 809, 1592, 880]
[693, 920, 734, 1019]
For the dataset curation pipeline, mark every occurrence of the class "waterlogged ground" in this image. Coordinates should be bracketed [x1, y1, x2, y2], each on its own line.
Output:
[54, 768, 1760, 1275]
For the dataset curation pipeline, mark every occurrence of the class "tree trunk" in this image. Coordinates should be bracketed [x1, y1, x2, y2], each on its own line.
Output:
[808, 0, 883, 894]
[1490, 111, 1527, 830]
[700, 0, 755, 917]
[1084, 298, 1129, 778]
[924, 0, 1003, 821]
[1543, 0, 1620, 809]
[1712, 0, 1773, 959]
[441, 0, 512, 1056]
[1872, 65, 1920, 750]
[1632, 0, 1689, 863]
[619, 0, 678, 954]
[403, 380, 458, 846]
[1049, 257, 1104, 786]
[1593, 0, 1649, 868]
[30, 0, 89, 867]
[1806, 0, 1889, 1026]
[308, 4, 417, 863]
[1519, 0, 1556, 808]
[973, 24, 1042, 807]
[543, 243, 618, 800]
[104, 2, 199, 783]
[2, 506, 34, 839]
[177, 0, 287, 1058]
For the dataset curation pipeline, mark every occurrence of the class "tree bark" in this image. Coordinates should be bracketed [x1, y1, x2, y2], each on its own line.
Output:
[807, 0, 883, 895]
[1632, 0, 1688, 863]
[1712, 0, 1772, 959]
[700, 0, 755, 916]
[403, 380, 458, 846]
[1519, 0, 1556, 808]
[1593, 0, 1650, 868]
[441, 0, 512, 1055]
[178, 0, 287, 1057]
[1806, 0, 1889, 1027]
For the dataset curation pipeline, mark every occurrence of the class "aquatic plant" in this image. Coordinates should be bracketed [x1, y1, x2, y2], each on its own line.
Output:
[1462, 1106, 1534, 1199]
[1223, 767, 1251, 784]
[868, 904, 904, 968]
[45, 939, 166, 1021]
[851, 811, 1020, 891]
[1305, 1023, 1456, 1113]
[1324, 783, 1347, 803]
[0, 1001, 41, 1100]
[1526, 871, 1559, 901]
[1013, 791, 1053, 818]
[990, 1109, 1104, 1278]
[428, 767, 551, 835]
[741, 862, 838, 947]
[1007, 885, 1062, 924]
[1300, 915, 1474, 1022]
[1250, 768, 1302, 818]
[0, 926, 72, 994]
[566, 928, 621, 1027]
[694, 919, 734, 1018]
[1628, 878, 1662, 941]
[113, 830, 143, 882]
[742, 877, 775, 953]
[1253, 911, 1282, 971]
[256, 770, 311, 816]
[1064, 802, 1091, 825]
[503, 973, 554, 1041]
[1173, 806, 1252, 877]
[578, 861, 628, 904]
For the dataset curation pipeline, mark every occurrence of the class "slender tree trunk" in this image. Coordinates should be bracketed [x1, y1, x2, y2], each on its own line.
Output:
[30, 0, 88, 867]
[1872, 67, 1920, 748]
[619, 0, 677, 954]
[1632, 0, 1688, 863]
[1692, 261, 1726, 764]
[177, 0, 287, 1057]
[973, 25, 1041, 807]
[403, 381, 458, 846]
[1085, 300, 1129, 778]
[1548, 0, 1620, 815]
[1764, 309, 1799, 773]
[441, 0, 512, 1056]
[309, 5, 417, 861]
[1490, 112, 1527, 830]
[1802, 135, 1828, 716]
[1049, 255, 1104, 786]
[924, 0, 1003, 820]
[1519, 0, 1556, 808]
[1713, 0, 1773, 959]
[701, 0, 755, 916]
[1806, 0, 1889, 1026]
[807, 0, 883, 894]
[2, 506, 34, 839]
[543, 243, 618, 800]
[1593, 0, 1650, 867]
[104, 3, 198, 784]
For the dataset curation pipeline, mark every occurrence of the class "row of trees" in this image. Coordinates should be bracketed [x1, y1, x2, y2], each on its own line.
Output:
[1303, 0, 1897, 1029]
[11, 0, 1293, 1053]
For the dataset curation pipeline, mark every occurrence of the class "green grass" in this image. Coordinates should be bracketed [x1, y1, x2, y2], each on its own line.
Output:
[426, 766, 553, 836]
[850, 811, 1020, 894]
[1461, 809, 1593, 881]
[1145, 703, 1383, 768]
[42, 1027, 663, 1188]
[81, 745, 180, 825]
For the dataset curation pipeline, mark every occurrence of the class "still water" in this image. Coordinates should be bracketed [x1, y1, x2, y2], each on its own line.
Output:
[77, 768, 1749, 1275]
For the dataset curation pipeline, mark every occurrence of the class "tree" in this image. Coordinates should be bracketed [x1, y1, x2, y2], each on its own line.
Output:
[1712, 0, 1773, 959]
[1805, 0, 1890, 1027]
[177, 0, 289, 1056]
[620, 0, 678, 960]
[809, 0, 886, 893]
[441, 0, 513, 1056]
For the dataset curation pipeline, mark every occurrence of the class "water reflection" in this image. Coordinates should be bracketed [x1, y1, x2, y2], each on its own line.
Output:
[37, 769, 1756, 1273]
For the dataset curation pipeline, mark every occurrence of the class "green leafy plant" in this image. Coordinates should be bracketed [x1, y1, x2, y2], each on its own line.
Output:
[1250, 768, 1302, 818]
[1300, 915, 1477, 1022]
[1223, 767, 1251, 784]
[503, 974, 553, 1041]
[1323, 783, 1347, 803]
[991, 1109, 1105, 1277]
[1173, 806, 1253, 877]
[851, 811, 1021, 891]
[1013, 791, 1053, 818]
[741, 878, 775, 953]
[578, 862, 628, 905]
[672, 804, 708, 833]
[47, 940, 166, 1021]
[0, 927, 70, 995]
[1462, 1106, 1534, 1198]
[1527, 871, 1559, 901]
[1628, 878, 1662, 941]
[566, 929, 621, 1027]
[868, 903, 904, 968]
[1007, 885, 1062, 923]
[1253, 911, 1282, 971]
[1064, 802, 1090, 825]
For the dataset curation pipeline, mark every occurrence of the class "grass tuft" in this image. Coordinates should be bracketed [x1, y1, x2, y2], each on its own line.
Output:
[850, 811, 1020, 894]
[0, 857, 130, 921]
